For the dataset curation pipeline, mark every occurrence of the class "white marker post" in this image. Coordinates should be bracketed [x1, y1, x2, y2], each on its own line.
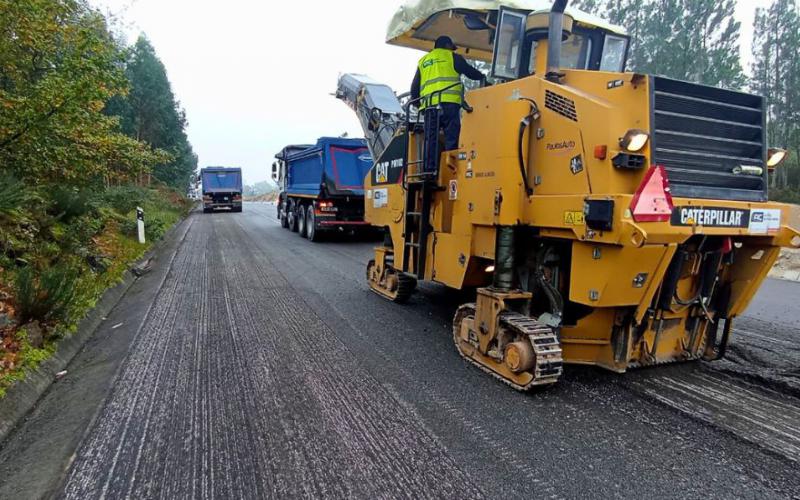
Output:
[136, 207, 145, 244]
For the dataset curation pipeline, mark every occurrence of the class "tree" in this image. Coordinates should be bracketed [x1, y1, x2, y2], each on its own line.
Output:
[573, 0, 745, 88]
[110, 36, 197, 191]
[682, 0, 745, 88]
[0, 0, 165, 184]
[751, 0, 800, 195]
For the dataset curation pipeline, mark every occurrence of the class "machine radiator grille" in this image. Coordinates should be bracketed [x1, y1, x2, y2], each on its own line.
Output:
[545, 90, 577, 121]
[651, 76, 766, 202]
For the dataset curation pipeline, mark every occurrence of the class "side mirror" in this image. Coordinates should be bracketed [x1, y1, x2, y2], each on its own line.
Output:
[271, 162, 278, 181]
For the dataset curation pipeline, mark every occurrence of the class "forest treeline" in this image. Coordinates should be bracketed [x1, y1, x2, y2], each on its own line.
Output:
[0, 1, 196, 190]
[575, 0, 800, 202]
[0, 0, 193, 395]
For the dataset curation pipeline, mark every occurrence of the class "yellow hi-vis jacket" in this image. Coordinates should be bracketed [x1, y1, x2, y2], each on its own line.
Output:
[418, 48, 463, 110]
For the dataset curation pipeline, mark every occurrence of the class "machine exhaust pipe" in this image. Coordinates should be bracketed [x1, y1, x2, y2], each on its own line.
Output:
[546, 0, 568, 82]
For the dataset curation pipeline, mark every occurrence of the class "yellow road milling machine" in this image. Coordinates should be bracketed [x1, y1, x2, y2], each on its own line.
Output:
[341, 0, 800, 390]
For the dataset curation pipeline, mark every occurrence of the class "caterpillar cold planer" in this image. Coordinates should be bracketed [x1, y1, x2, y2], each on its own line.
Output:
[349, 0, 800, 390]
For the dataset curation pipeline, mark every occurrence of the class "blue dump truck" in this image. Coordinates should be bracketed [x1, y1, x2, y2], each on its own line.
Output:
[201, 166, 243, 213]
[272, 137, 372, 241]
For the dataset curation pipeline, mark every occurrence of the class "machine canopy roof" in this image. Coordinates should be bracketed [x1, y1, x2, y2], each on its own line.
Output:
[387, 0, 626, 60]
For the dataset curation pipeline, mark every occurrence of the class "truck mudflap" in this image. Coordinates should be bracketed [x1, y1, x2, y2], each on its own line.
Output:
[312, 199, 368, 230]
[205, 202, 242, 209]
[202, 192, 242, 211]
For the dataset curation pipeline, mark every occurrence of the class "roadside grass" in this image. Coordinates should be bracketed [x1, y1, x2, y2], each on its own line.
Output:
[0, 182, 191, 398]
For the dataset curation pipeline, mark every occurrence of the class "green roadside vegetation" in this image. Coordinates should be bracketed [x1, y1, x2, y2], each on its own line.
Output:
[0, 0, 197, 397]
[0, 183, 191, 397]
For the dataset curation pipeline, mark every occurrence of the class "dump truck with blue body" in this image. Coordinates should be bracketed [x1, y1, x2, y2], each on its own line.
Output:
[272, 137, 372, 241]
[201, 166, 243, 213]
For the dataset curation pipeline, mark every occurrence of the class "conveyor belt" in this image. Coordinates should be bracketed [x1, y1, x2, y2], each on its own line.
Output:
[335, 73, 406, 162]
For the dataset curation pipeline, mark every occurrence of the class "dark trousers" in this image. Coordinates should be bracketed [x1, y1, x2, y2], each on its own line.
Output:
[423, 103, 461, 172]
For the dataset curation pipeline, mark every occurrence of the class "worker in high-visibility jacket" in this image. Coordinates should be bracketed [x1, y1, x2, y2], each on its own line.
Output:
[411, 36, 485, 171]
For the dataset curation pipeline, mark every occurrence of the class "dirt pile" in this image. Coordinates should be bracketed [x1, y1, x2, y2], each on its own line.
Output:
[244, 192, 278, 202]
[770, 248, 800, 281]
[769, 204, 800, 281]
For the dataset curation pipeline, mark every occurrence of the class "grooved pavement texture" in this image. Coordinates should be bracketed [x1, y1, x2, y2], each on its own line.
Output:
[62, 213, 482, 499]
[50, 204, 800, 499]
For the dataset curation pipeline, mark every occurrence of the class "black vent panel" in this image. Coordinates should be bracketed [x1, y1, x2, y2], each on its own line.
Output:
[545, 90, 577, 121]
[651, 76, 766, 202]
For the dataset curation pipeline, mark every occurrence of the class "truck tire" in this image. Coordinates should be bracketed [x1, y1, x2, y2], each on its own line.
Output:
[306, 206, 321, 242]
[289, 203, 299, 232]
[278, 202, 289, 227]
[297, 204, 307, 237]
[280, 209, 289, 228]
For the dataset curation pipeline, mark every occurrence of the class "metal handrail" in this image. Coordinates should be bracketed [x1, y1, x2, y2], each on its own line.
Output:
[402, 82, 464, 190]
[402, 82, 463, 115]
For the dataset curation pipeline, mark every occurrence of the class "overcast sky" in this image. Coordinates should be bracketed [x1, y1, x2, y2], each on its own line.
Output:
[92, 0, 760, 185]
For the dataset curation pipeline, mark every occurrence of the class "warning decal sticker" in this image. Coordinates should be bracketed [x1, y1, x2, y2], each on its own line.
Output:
[564, 211, 585, 225]
[448, 180, 458, 200]
[569, 155, 584, 175]
[373, 188, 388, 208]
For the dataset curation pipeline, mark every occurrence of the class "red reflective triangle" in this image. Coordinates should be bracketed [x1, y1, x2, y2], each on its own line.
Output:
[630, 165, 673, 222]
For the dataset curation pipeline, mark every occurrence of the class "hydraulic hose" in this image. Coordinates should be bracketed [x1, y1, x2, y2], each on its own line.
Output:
[536, 246, 564, 317]
[517, 98, 540, 196]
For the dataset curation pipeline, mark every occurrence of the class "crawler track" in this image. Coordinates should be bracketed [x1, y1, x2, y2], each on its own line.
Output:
[453, 304, 563, 391]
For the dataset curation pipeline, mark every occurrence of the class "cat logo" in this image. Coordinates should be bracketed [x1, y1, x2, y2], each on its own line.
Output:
[563, 211, 585, 225]
[376, 162, 388, 183]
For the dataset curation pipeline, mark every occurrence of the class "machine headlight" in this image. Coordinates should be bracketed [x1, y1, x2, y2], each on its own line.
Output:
[767, 148, 788, 169]
[620, 129, 650, 152]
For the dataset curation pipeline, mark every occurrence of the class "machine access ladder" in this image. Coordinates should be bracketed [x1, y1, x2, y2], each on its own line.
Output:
[336, 74, 460, 279]
[401, 82, 469, 278]
[401, 107, 441, 279]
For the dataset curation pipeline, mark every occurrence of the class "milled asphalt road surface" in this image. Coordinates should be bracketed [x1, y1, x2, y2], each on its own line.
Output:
[2, 202, 800, 499]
